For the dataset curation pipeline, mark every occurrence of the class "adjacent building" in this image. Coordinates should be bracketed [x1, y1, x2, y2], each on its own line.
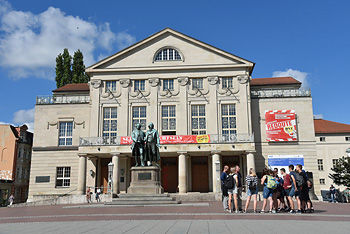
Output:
[29, 28, 329, 201]
[314, 118, 350, 191]
[0, 124, 33, 206]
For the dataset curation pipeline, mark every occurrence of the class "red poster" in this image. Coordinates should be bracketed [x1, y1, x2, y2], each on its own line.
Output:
[120, 135, 210, 145]
[265, 110, 297, 142]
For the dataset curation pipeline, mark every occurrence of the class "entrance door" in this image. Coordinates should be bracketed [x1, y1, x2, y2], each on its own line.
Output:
[191, 156, 209, 192]
[161, 157, 178, 193]
[222, 156, 240, 170]
[100, 159, 110, 193]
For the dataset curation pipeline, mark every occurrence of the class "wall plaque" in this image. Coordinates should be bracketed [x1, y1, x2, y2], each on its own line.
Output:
[138, 173, 151, 180]
[35, 176, 50, 183]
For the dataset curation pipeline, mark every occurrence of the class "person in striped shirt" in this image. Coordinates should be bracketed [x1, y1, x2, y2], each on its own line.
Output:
[244, 168, 259, 213]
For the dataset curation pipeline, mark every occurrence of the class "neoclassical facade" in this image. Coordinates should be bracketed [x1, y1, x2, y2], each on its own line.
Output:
[29, 28, 323, 200]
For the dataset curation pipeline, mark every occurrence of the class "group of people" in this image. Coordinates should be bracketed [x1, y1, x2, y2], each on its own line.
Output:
[86, 187, 102, 203]
[221, 164, 314, 214]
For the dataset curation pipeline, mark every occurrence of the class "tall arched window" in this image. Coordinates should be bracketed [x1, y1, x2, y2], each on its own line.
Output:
[155, 48, 182, 61]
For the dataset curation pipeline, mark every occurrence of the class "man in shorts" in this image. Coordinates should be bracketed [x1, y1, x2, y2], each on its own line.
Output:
[280, 168, 291, 211]
[288, 165, 301, 213]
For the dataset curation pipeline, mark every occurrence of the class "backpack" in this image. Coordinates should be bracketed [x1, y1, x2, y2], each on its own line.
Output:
[294, 172, 306, 187]
[248, 176, 257, 191]
[224, 175, 235, 189]
[266, 175, 277, 189]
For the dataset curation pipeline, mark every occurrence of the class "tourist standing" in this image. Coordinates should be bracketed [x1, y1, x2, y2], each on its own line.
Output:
[95, 187, 101, 203]
[260, 169, 278, 213]
[295, 164, 311, 212]
[280, 168, 291, 210]
[244, 168, 258, 213]
[330, 185, 337, 203]
[226, 167, 239, 213]
[8, 194, 14, 206]
[221, 165, 229, 211]
[235, 165, 243, 212]
[86, 187, 92, 203]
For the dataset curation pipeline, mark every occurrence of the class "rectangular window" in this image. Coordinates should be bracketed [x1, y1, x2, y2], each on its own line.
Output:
[192, 78, 203, 90]
[346, 137, 350, 141]
[132, 106, 147, 130]
[320, 137, 326, 142]
[134, 80, 145, 91]
[106, 81, 117, 92]
[319, 179, 325, 185]
[317, 159, 324, 171]
[103, 107, 117, 144]
[332, 159, 338, 168]
[222, 77, 233, 89]
[163, 79, 174, 91]
[162, 106, 176, 135]
[191, 105, 206, 135]
[221, 104, 237, 135]
[59, 122, 73, 146]
[56, 167, 71, 188]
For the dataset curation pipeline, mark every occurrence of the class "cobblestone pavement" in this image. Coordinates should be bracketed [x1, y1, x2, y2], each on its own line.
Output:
[0, 201, 349, 233]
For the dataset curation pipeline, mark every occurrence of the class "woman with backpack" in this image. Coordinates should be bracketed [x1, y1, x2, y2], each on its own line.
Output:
[244, 168, 258, 213]
[260, 169, 278, 213]
[226, 167, 239, 213]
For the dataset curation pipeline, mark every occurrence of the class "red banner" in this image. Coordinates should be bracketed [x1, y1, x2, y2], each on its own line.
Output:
[265, 110, 297, 142]
[120, 134, 210, 145]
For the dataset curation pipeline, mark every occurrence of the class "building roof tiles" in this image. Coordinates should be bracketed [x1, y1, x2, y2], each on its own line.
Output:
[314, 119, 350, 134]
[52, 83, 89, 92]
[251, 77, 301, 86]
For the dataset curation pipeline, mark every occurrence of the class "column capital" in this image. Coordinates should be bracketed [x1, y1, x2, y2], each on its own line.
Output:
[177, 151, 188, 156]
[77, 153, 88, 157]
[211, 150, 221, 155]
[245, 150, 256, 154]
[111, 152, 121, 157]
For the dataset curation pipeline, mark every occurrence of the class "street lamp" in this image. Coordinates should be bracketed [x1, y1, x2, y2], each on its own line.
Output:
[108, 162, 114, 195]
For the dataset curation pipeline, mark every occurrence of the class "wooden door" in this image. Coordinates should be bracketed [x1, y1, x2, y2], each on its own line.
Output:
[191, 157, 209, 192]
[161, 157, 178, 193]
[100, 159, 109, 193]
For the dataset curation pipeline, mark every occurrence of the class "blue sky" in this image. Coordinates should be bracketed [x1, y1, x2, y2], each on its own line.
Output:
[0, 0, 349, 132]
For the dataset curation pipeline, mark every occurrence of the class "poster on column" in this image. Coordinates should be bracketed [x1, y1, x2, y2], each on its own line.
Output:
[268, 155, 304, 176]
[265, 110, 297, 142]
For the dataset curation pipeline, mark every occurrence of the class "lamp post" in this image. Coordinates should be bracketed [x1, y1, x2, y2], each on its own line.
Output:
[108, 162, 114, 196]
[215, 160, 220, 193]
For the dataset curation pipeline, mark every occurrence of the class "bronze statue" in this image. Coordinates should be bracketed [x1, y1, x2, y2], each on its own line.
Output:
[131, 123, 146, 167]
[145, 122, 161, 167]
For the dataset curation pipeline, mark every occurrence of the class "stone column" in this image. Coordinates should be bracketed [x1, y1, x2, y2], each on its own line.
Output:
[211, 151, 221, 193]
[112, 153, 120, 195]
[246, 153, 255, 175]
[77, 154, 87, 195]
[178, 152, 188, 193]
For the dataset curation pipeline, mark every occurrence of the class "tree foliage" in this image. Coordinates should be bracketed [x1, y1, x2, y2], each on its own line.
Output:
[55, 53, 64, 88]
[55, 48, 89, 88]
[329, 156, 350, 187]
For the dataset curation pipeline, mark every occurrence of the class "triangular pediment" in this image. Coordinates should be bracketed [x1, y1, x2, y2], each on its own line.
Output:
[86, 28, 254, 73]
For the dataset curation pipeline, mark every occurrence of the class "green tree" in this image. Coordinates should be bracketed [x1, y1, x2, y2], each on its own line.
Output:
[61, 48, 72, 86]
[329, 156, 350, 187]
[55, 53, 64, 88]
[55, 48, 89, 88]
[72, 49, 89, 83]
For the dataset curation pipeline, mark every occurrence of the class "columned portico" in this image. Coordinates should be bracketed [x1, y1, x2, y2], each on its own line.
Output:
[178, 152, 188, 193]
[111, 153, 120, 195]
[246, 152, 255, 174]
[77, 154, 87, 195]
[211, 151, 221, 193]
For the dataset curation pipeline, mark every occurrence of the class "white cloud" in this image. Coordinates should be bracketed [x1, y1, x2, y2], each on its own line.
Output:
[272, 68, 309, 87]
[0, 1, 136, 79]
[12, 108, 35, 132]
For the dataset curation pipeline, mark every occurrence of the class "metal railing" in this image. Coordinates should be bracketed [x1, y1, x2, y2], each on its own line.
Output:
[36, 95, 90, 105]
[251, 88, 311, 98]
[79, 136, 121, 146]
[210, 133, 254, 143]
[79, 133, 254, 146]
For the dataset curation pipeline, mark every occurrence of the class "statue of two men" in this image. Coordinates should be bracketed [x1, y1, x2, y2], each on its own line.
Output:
[131, 122, 160, 167]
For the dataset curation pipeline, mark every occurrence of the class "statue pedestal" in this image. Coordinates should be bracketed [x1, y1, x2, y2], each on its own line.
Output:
[127, 166, 163, 194]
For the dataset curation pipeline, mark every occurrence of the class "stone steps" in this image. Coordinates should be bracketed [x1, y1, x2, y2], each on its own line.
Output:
[105, 194, 181, 205]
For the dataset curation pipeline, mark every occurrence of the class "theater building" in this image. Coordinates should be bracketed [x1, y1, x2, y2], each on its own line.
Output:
[28, 28, 323, 200]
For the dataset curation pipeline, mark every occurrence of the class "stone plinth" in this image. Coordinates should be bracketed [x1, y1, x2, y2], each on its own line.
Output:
[127, 166, 163, 194]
